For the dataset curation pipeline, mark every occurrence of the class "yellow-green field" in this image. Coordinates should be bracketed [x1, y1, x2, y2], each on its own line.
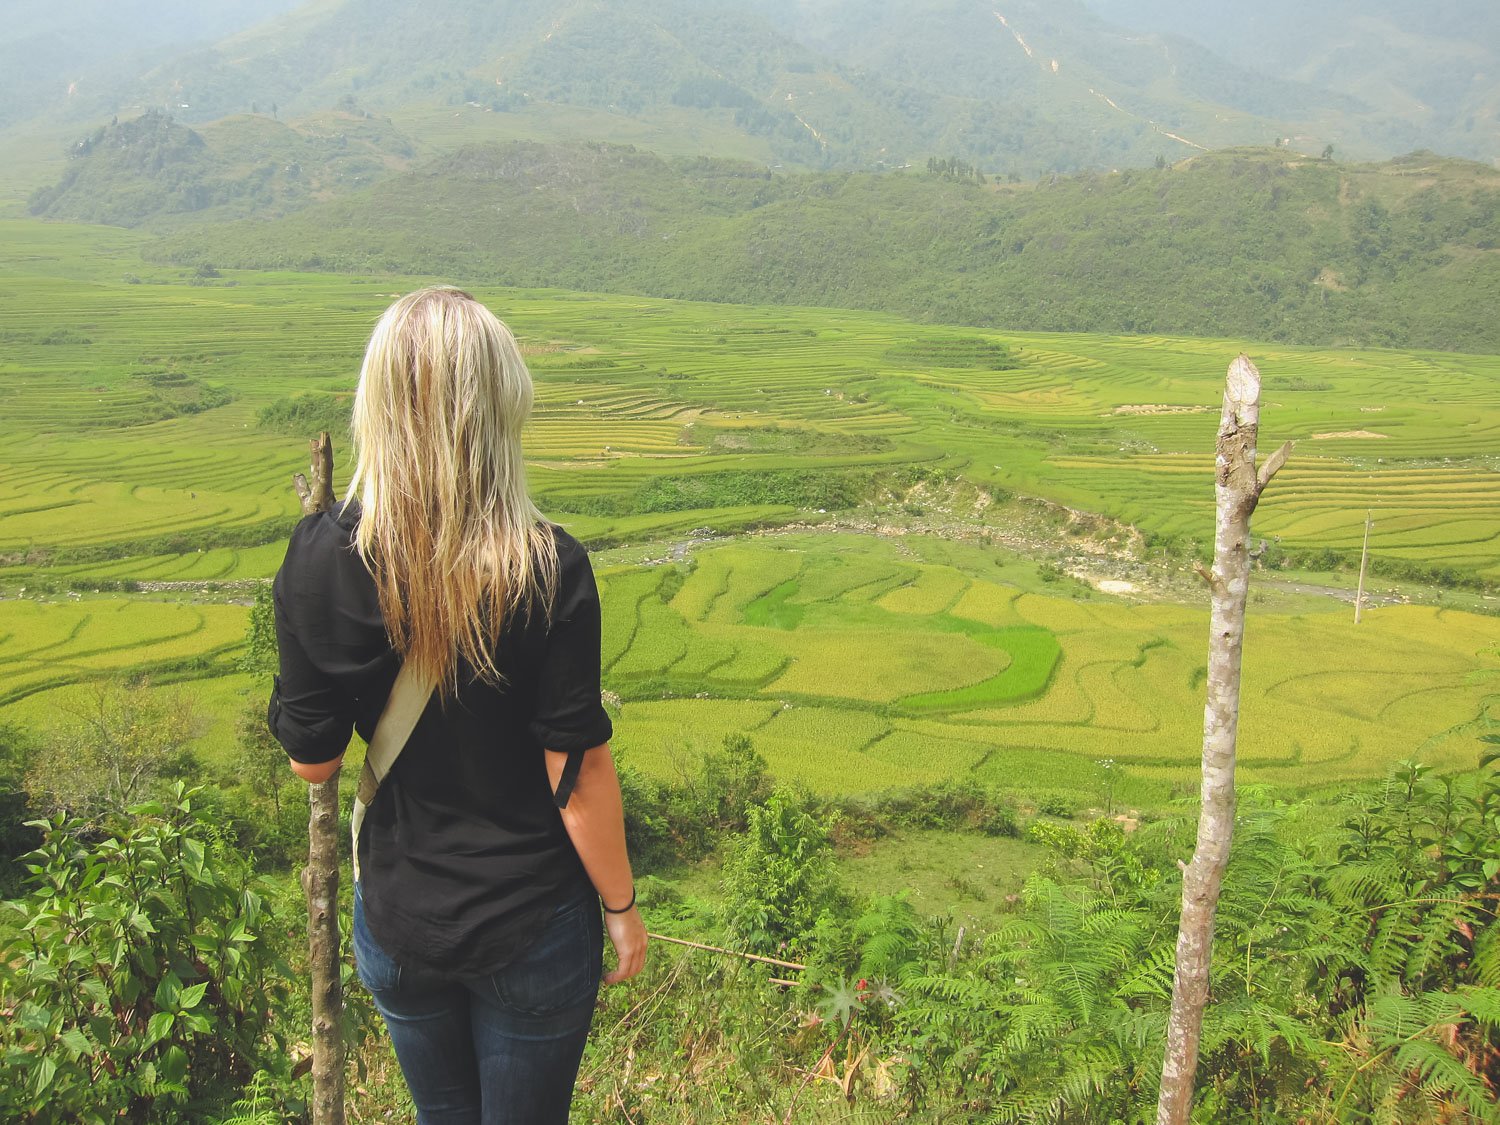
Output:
[2, 220, 1497, 802]
[600, 534, 1500, 798]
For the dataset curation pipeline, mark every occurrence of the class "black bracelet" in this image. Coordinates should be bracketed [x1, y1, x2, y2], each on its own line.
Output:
[602, 887, 636, 914]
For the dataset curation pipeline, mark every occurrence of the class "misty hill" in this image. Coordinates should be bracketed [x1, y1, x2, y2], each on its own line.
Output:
[27, 109, 415, 226]
[10, 0, 1500, 175]
[29, 0, 1207, 175]
[0, 0, 302, 132]
[150, 143, 1500, 352]
[1082, 0, 1500, 161]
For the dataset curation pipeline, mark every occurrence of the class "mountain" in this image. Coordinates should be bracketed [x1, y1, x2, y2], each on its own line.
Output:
[1080, 0, 1500, 163]
[0, 0, 304, 131]
[29, 0, 1204, 175]
[26, 108, 415, 226]
[10, 0, 1499, 177]
[148, 143, 1500, 352]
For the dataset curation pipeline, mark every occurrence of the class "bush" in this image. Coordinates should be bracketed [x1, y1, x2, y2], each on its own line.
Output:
[1035, 792, 1077, 819]
[837, 781, 1021, 838]
[723, 787, 845, 956]
[619, 733, 772, 872]
[0, 787, 293, 1121]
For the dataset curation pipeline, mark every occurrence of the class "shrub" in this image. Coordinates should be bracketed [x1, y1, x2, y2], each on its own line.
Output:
[1035, 791, 1077, 819]
[723, 787, 845, 956]
[0, 787, 292, 1121]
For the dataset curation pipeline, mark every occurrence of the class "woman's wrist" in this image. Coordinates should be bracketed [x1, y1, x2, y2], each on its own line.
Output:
[601, 886, 636, 914]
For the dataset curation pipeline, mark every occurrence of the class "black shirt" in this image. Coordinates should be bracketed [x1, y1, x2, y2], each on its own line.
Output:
[267, 501, 612, 976]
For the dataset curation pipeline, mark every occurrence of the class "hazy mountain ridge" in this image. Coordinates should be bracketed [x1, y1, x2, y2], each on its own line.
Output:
[9, 0, 1498, 174]
[0, 0, 304, 131]
[1080, 0, 1500, 160]
[147, 143, 1500, 352]
[27, 108, 415, 226]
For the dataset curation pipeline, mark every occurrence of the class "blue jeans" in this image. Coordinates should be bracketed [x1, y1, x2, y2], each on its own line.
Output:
[353, 884, 603, 1124]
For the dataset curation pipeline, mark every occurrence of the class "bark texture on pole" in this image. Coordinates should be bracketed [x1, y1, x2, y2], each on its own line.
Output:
[1156, 358, 1291, 1125]
[294, 432, 346, 1125]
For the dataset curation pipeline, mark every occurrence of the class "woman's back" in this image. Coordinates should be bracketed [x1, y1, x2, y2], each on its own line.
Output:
[269, 287, 645, 1123]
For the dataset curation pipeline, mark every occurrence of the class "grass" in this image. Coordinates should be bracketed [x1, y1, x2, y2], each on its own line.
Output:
[4, 219, 1499, 581]
[838, 829, 1050, 932]
[590, 534, 1500, 800]
[1, 220, 1497, 809]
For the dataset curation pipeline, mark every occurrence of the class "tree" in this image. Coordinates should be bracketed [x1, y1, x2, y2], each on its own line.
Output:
[232, 697, 290, 820]
[1322, 143, 1335, 161]
[26, 678, 203, 822]
[1156, 356, 1292, 1123]
[0, 722, 40, 894]
[292, 432, 346, 1125]
[241, 581, 278, 678]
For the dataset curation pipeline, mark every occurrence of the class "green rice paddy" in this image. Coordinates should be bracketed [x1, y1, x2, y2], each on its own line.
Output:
[2, 218, 1497, 803]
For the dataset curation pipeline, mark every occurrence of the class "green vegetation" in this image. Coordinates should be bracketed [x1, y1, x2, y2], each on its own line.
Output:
[0, 789, 294, 1121]
[5, 5, 1500, 1118]
[30, 109, 414, 227]
[148, 144, 1500, 351]
[575, 753, 1500, 1121]
[602, 536, 1500, 796]
[2, 221, 1497, 810]
[255, 392, 352, 436]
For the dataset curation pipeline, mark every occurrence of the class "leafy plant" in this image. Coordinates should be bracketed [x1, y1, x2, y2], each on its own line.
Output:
[0, 786, 293, 1122]
[724, 786, 845, 956]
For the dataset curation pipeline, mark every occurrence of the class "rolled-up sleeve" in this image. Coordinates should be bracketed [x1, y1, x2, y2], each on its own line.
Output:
[267, 553, 355, 765]
[528, 543, 613, 754]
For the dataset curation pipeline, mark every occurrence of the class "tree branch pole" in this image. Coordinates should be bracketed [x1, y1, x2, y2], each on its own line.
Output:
[293, 432, 346, 1125]
[1156, 357, 1292, 1125]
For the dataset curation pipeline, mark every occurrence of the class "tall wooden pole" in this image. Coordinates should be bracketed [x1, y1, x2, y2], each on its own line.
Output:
[293, 432, 346, 1125]
[1354, 510, 1372, 624]
[1156, 357, 1292, 1124]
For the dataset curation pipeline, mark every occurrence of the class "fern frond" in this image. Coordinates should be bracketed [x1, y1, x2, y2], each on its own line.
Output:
[1391, 1036, 1498, 1122]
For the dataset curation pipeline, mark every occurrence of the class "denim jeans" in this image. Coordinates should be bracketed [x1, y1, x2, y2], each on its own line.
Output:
[353, 883, 603, 1124]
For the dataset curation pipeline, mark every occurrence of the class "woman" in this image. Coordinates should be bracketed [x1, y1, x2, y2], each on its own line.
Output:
[268, 287, 646, 1123]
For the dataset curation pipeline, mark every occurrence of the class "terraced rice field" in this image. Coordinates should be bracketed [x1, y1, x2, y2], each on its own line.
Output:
[600, 534, 1500, 797]
[2, 219, 1497, 801]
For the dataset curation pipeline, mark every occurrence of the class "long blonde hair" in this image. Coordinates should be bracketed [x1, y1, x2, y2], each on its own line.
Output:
[347, 287, 557, 693]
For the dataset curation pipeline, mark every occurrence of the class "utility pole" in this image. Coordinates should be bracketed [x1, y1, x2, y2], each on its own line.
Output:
[1354, 510, 1373, 624]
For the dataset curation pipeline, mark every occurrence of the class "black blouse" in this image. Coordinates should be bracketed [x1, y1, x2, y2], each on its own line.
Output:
[267, 501, 612, 976]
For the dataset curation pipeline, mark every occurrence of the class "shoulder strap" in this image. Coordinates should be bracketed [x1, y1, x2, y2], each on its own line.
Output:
[351, 662, 434, 882]
[358, 661, 433, 805]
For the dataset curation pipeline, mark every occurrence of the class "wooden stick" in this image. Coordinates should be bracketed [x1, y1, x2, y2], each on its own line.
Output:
[948, 925, 966, 971]
[647, 931, 806, 972]
[1156, 357, 1289, 1125]
[295, 432, 346, 1125]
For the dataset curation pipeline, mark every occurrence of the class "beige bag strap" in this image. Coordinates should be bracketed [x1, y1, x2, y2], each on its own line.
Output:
[350, 662, 433, 883]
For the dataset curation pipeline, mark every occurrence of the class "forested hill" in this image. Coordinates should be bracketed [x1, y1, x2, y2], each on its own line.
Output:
[151, 144, 1500, 352]
[9, 0, 1498, 174]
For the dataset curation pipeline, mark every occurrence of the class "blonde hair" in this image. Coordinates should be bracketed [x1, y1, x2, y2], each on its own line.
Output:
[347, 287, 557, 693]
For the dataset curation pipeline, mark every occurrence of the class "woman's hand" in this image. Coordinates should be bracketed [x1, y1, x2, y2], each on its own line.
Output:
[603, 905, 647, 984]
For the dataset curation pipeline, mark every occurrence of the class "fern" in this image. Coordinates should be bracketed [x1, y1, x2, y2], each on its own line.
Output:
[210, 1071, 283, 1125]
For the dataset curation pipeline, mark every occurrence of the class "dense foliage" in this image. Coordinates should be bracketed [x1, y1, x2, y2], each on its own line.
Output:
[0, 789, 293, 1122]
[3, 689, 1497, 1121]
[153, 144, 1500, 352]
[29, 110, 411, 227]
[586, 753, 1500, 1122]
